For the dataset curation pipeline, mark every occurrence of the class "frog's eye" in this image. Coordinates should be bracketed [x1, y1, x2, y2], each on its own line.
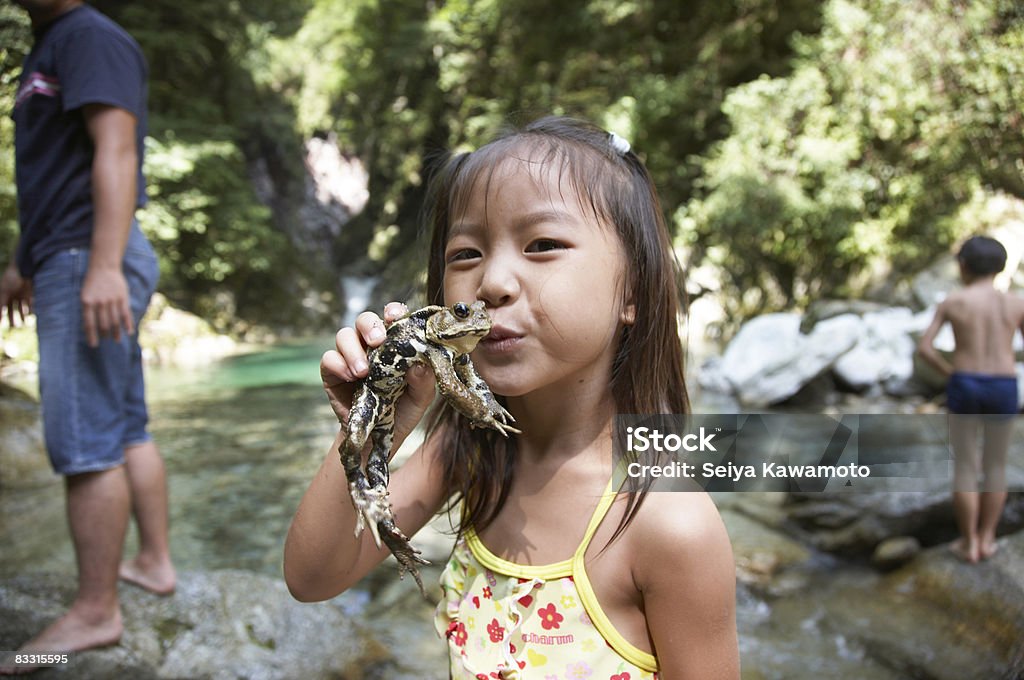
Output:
[453, 302, 470, 318]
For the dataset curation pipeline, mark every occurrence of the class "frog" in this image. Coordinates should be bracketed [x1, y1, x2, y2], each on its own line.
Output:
[339, 300, 519, 592]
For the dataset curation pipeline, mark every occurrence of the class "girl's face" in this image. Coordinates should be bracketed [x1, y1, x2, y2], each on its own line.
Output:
[442, 152, 634, 400]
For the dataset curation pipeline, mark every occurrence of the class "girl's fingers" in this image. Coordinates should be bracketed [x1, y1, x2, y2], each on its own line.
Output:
[355, 311, 387, 347]
[383, 302, 408, 324]
[335, 326, 369, 377]
[322, 302, 431, 453]
[320, 350, 350, 386]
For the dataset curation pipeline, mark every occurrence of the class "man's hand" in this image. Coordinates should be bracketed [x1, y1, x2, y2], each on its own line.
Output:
[0, 263, 32, 328]
[81, 264, 133, 346]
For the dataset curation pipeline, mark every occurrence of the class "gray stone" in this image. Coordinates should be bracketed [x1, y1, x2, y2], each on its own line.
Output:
[716, 313, 860, 407]
[832, 308, 916, 390]
[785, 482, 1024, 557]
[911, 258, 961, 309]
[0, 570, 413, 680]
[871, 535, 921, 570]
[826, 532, 1024, 680]
[0, 383, 55, 490]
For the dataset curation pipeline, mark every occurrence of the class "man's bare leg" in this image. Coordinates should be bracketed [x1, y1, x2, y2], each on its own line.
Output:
[1, 468, 129, 674]
[119, 441, 176, 595]
[949, 415, 981, 563]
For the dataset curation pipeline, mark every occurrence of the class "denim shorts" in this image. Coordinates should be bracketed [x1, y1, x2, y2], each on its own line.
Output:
[33, 225, 160, 475]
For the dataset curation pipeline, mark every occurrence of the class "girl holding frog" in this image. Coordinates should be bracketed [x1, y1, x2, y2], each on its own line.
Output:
[285, 116, 739, 679]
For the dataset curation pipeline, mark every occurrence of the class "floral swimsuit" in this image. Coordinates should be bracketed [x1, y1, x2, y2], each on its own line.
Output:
[435, 482, 659, 679]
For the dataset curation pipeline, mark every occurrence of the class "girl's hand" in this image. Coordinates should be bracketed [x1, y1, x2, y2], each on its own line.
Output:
[320, 302, 436, 452]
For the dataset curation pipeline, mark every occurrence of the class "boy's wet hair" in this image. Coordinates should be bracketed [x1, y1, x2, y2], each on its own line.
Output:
[958, 236, 1007, 276]
[422, 115, 689, 542]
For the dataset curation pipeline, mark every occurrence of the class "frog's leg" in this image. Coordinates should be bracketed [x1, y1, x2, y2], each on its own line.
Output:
[339, 385, 385, 538]
[379, 515, 429, 594]
[374, 406, 430, 591]
[360, 404, 396, 548]
[453, 355, 519, 434]
[366, 402, 430, 593]
[424, 348, 520, 436]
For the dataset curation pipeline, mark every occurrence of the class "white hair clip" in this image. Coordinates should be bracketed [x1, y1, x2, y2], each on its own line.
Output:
[608, 131, 631, 155]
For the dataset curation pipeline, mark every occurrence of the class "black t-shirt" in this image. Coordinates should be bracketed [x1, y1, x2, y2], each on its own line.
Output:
[12, 4, 148, 277]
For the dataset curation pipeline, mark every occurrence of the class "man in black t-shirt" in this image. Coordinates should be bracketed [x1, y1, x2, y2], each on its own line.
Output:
[1, 0, 175, 663]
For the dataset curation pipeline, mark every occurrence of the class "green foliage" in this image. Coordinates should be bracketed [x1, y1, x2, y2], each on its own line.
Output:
[140, 136, 297, 327]
[681, 0, 1024, 321]
[2, 1, 316, 332]
[90, 0, 317, 330]
[0, 6, 31, 265]
[4, 0, 1022, 334]
[270, 0, 822, 301]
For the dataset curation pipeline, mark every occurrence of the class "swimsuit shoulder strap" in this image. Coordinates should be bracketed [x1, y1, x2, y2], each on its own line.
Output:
[574, 478, 618, 559]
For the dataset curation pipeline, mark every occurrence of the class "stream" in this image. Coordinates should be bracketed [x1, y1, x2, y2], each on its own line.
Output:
[1, 341, 1016, 679]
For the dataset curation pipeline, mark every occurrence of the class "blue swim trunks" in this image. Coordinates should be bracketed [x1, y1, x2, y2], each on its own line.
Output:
[946, 372, 1019, 416]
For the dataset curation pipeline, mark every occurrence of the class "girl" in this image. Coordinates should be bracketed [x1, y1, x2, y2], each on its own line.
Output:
[284, 116, 739, 679]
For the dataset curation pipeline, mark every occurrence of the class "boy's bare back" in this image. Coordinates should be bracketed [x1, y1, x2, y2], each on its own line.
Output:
[940, 284, 1024, 375]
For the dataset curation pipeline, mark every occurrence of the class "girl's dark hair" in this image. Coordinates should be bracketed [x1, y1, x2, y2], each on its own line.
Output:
[423, 116, 689, 544]
[957, 236, 1007, 276]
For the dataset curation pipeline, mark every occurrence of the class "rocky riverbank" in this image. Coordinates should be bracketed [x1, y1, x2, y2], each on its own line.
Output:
[0, 569, 444, 680]
[3, 337, 1023, 678]
[696, 222, 1024, 409]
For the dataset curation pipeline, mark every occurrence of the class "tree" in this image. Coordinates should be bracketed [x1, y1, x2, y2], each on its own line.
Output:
[680, 0, 1024, 322]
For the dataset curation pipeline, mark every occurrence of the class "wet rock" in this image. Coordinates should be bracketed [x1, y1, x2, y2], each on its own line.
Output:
[825, 531, 1024, 680]
[0, 570, 409, 680]
[721, 509, 812, 596]
[871, 536, 921, 570]
[784, 484, 1024, 557]
[0, 383, 54, 489]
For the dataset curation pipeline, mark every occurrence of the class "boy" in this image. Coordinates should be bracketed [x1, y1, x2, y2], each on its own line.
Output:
[918, 235, 1024, 563]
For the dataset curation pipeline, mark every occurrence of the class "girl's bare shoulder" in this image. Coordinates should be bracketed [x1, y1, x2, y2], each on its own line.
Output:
[624, 490, 732, 578]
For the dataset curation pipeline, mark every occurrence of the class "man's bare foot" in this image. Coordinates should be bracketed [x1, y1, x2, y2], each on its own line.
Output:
[949, 538, 979, 563]
[979, 539, 1000, 560]
[0, 607, 122, 675]
[119, 555, 176, 595]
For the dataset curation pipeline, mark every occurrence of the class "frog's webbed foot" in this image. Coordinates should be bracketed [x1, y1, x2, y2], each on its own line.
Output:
[470, 400, 521, 437]
[444, 353, 521, 437]
[492, 402, 521, 436]
[379, 518, 430, 595]
[349, 483, 391, 547]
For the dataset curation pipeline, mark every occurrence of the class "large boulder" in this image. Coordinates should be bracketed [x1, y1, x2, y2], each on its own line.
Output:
[708, 313, 861, 407]
[139, 294, 241, 366]
[831, 308, 917, 391]
[0, 570, 445, 680]
[783, 449, 1024, 557]
[824, 532, 1024, 680]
